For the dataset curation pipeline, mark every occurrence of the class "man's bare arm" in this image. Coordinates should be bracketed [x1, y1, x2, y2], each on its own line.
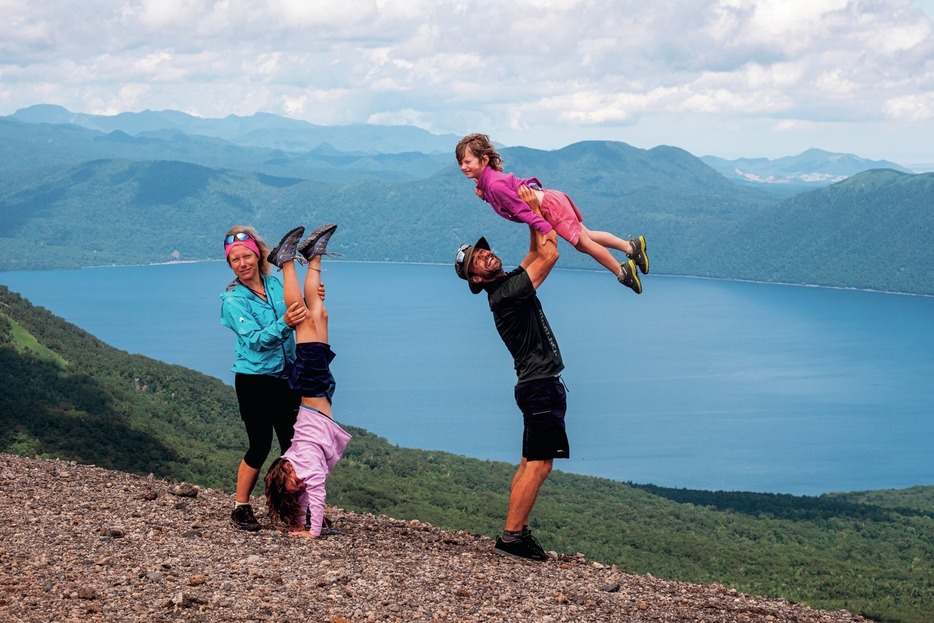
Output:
[517, 185, 558, 288]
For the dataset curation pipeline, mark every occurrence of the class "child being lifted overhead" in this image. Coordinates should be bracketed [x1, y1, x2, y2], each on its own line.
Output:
[455, 132, 649, 294]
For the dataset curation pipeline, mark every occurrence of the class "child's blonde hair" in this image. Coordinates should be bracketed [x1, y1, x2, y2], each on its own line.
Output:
[264, 457, 302, 527]
[455, 133, 504, 172]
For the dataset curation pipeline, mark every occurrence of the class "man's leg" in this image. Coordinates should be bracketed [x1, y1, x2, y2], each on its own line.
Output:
[504, 458, 553, 532]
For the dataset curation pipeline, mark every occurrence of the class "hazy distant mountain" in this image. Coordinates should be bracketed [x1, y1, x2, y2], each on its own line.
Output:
[10, 104, 460, 154]
[0, 116, 450, 183]
[701, 149, 913, 187]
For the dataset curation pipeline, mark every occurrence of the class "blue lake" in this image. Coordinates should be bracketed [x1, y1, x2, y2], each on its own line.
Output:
[1, 261, 932, 496]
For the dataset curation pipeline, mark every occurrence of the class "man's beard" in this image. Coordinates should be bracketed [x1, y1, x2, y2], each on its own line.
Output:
[476, 254, 502, 280]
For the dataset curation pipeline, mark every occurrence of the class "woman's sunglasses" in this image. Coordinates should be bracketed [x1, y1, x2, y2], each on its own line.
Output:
[224, 232, 253, 246]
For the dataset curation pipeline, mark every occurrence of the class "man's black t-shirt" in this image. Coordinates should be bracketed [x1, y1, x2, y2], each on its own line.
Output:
[486, 267, 564, 383]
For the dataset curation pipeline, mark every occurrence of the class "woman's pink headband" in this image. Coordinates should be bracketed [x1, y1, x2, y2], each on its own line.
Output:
[225, 238, 261, 260]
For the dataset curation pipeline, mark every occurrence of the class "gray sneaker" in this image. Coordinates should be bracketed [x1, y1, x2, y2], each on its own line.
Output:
[618, 259, 643, 294]
[230, 504, 261, 531]
[297, 224, 338, 260]
[267, 226, 305, 268]
[628, 235, 649, 275]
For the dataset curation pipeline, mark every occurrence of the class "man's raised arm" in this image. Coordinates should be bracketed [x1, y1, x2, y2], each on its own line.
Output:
[517, 185, 559, 289]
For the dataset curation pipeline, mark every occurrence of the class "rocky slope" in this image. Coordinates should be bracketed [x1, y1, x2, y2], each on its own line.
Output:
[0, 453, 871, 623]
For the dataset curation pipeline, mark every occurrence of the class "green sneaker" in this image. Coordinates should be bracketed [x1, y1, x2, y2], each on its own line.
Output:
[618, 259, 643, 294]
[628, 235, 649, 275]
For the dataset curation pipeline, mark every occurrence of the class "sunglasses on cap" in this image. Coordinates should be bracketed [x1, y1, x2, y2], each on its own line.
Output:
[224, 232, 253, 246]
[455, 243, 470, 266]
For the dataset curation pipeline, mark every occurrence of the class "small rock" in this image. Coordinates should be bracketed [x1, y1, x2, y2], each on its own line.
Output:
[171, 483, 198, 498]
[77, 586, 97, 600]
[100, 526, 125, 538]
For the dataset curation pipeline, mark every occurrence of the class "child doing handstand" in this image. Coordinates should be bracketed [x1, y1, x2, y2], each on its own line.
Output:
[455, 132, 649, 294]
[263, 223, 351, 539]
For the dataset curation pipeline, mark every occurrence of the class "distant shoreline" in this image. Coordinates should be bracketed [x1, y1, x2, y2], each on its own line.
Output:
[20, 258, 928, 299]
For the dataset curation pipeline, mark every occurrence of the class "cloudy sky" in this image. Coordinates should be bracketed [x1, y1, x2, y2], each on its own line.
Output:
[2, 0, 933, 165]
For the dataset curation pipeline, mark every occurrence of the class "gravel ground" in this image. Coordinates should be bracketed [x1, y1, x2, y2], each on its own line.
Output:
[0, 453, 872, 623]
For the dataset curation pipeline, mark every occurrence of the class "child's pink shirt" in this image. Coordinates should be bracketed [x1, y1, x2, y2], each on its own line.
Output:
[476, 166, 553, 235]
[282, 405, 351, 536]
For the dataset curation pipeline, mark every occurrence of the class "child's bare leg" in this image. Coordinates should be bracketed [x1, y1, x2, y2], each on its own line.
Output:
[280, 260, 302, 309]
[574, 230, 625, 276]
[304, 255, 328, 344]
[587, 227, 633, 255]
[279, 262, 318, 344]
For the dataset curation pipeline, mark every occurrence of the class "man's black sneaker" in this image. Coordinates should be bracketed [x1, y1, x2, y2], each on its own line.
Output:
[230, 504, 261, 532]
[298, 224, 338, 260]
[267, 226, 305, 268]
[618, 259, 643, 294]
[628, 235, 649, 275]
[522, 531, 548, 559]
[494, 534, 549, 562]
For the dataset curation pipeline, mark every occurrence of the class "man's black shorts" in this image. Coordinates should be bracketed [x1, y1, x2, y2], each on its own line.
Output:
[514, 376, 569, 461]
[289, 342, 336, 402]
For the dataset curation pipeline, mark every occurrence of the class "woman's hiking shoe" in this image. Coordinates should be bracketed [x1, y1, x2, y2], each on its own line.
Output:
[493, 533, 549, 561]
[267, 226, 305, 267]
[298, 224, 338, 260]
[618, 259, 643, 294]
[628, 235, 649, 275]
[230, 504, 261, 532]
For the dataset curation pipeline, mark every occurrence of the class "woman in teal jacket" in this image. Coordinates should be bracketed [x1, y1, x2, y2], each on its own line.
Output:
[220, 225, 306, 531]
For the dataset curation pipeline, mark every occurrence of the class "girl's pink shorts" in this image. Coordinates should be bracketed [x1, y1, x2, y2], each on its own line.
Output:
[540, 190, 584, 246]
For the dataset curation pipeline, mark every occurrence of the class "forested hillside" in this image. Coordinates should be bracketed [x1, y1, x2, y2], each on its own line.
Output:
[1, 285, 932, 623]
[713, 169, 934, 294]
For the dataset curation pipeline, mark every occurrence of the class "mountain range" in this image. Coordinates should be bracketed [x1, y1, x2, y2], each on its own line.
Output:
[6, 104, 919, 184]
[701, 149, 915, 186]
[1, 105, 932, 295]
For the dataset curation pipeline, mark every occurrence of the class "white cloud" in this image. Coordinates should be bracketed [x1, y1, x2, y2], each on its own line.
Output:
[0, 0, 930, 161]
[885, 93, 934, 121]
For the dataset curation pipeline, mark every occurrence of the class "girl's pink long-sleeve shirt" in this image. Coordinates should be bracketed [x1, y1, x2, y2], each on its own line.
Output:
[475, 166, 553, 235]
[282, 405, 351, 536]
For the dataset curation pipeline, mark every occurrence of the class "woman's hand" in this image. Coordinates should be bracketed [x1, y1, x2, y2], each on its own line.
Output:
[318, 283, 326, 301]
[284, 301, 307, 328]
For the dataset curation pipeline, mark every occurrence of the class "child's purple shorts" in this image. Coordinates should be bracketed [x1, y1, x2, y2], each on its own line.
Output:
[540, 190, 584, 246]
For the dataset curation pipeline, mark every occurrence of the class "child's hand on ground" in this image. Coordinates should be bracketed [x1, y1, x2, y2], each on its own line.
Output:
[475, 188, 485, 199]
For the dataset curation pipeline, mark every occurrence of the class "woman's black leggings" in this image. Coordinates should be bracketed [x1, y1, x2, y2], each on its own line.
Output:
[235, 373, 301, 469]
